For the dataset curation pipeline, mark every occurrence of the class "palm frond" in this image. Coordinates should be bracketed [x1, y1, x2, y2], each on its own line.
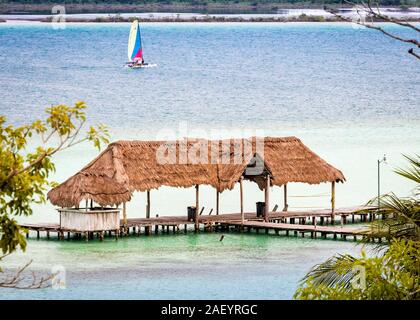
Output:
[297, 154, 420, 298]
[301, 254, 357, 289]
[401, 154, 420, 169]
[364, 192, 420, 242]
[394, 154, 420, 194]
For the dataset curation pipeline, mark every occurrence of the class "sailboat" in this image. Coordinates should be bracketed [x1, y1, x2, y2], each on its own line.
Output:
[126, 20, 147, 69]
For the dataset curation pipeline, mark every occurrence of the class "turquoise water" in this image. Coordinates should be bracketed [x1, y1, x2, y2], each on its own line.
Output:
[0, 22, 419, 299]
[1, 232, 367, 299]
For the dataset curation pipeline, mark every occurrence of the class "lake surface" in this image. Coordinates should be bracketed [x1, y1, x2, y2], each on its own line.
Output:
[0, 22, 419, 299]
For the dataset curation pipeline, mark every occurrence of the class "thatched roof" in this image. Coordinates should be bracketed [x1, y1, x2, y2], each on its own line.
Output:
[47, 137, 345, 207]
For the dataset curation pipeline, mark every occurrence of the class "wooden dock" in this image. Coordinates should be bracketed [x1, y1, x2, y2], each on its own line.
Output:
[20, 205, 378, 241]
[221, 221, 369, 241]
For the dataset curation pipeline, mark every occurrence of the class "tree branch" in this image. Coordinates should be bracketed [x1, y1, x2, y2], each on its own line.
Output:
[0, 261, 54, 289]
[362, 0, 420, 33]
[361, 22, 420, 49]
[1, 139, 65, 186]
[409, 48, 420, 60]
[327, 1, 420, 60]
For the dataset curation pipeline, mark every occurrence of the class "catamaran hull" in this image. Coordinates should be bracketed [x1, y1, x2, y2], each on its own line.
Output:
[128, 64, 147, 69]
[125, 63, 156, 69]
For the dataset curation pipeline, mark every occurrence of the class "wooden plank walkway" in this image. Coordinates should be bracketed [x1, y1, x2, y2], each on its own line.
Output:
[125, 205, 378, 227]
[20, 205, 378, 241]
[222, 220, 369, 240]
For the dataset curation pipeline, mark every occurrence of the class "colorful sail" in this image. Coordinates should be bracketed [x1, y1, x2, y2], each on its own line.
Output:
[127, 20, 143, 62]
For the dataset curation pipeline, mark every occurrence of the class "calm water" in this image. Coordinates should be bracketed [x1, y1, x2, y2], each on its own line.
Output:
[0, 22, 419, 299]
[2, 232, 369, 300]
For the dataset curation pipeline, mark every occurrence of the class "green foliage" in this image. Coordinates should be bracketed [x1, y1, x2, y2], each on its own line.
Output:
[295, 154, 420, 300]
[364, 154, 420, 243]
[366, 194, 420, 243]
[0, 101, 109, 258]
[395, 154, 420, 192]
[1, 0, 419, 5]
[1, 0, 418, 10]
[294, 239, 420, 300]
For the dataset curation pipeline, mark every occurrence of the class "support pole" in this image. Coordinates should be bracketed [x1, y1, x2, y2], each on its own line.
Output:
[123, 202, 127, 232]
[195, 185, 199, 232]
[264, 175, 270, 222]
[377, 159, 380, 214]
[283, 183, 288, 211]
[146, 190, 151, 219]
[216, 189, 220, 215]
[240, 176, 244, 225]
[331, 181, 336, 225]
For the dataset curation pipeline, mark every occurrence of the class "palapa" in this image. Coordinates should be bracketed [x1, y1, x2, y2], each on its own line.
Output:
[47, 137, 345, 207]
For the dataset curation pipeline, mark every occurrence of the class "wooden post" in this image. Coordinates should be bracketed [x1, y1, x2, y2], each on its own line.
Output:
[216, 190, 220, 215]
[264, 175, 270, 222]
[195, 185, 199, 231]
[146, 190, 151, 219]
[123, 202, 127, 223]
[283, 184, 288, 211]
[331, 181, 336, 225]
[240, 176, 244, 225]
[123, 202, 127, 232]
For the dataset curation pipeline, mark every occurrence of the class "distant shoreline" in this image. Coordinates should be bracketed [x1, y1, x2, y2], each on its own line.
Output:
[1, 16, 343, 23]
[0, 3, 378, 15]
[1, 2, 420, 15]
[1, 9, 420, 23]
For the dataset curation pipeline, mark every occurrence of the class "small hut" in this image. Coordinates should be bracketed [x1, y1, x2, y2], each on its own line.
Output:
[47, 136, 345, 232]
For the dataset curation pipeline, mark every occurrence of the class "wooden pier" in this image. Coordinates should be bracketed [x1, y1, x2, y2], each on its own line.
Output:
[40, 137, 377, 242]
[221, 221, 369, 241]
[20, 205, 378, 242]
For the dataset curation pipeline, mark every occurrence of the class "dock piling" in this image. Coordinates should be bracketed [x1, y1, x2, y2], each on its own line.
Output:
[20, 207, 373, 243]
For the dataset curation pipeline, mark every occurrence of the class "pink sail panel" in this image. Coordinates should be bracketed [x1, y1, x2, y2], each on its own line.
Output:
[134, 48, 143, 60]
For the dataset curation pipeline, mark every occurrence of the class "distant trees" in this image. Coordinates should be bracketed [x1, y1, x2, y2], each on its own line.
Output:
[2, 0, 419, 14]
[1, 0, 418, 6]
